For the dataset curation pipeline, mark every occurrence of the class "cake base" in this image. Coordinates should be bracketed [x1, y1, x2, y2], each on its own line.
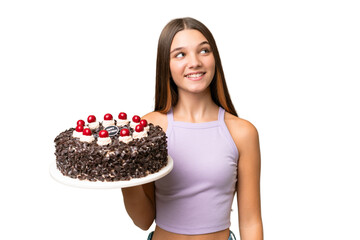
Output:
[50, 155, 173, 189]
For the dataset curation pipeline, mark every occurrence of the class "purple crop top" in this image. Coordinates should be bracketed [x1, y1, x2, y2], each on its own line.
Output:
[154, 107, 239, 234]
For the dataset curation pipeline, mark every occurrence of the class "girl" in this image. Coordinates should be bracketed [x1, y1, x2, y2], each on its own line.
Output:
[122, 17, 263, 240]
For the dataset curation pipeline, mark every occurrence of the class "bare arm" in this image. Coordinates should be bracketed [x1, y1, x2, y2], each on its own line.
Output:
[226, 114, 263, 239]
[121, 182, 155, 230]
[121, 111, 167, 230]
[236, 121, 263, 239]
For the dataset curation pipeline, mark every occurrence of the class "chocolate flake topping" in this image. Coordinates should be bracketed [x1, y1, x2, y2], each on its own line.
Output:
[54, 122, 168, 182]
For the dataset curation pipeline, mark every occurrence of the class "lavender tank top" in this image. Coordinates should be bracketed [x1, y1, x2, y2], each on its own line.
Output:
[155, 107, 239, 234]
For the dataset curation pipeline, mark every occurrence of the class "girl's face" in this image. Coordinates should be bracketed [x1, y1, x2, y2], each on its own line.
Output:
[169, 29, 216, 95]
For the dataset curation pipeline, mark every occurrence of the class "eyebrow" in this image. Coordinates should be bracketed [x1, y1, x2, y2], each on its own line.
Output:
[170, 41, 210, 54]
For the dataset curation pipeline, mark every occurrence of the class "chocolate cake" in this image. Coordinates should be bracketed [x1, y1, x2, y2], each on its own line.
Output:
[54, 113, 168, 182]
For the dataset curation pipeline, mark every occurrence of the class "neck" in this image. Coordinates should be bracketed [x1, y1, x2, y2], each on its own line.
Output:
[173, 89, 219, 123]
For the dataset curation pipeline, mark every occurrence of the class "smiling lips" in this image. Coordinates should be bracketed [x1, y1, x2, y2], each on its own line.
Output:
[185, 72, 206, 80]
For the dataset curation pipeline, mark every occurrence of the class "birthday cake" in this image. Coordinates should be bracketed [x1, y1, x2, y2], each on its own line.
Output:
[54, 112, 168, 182]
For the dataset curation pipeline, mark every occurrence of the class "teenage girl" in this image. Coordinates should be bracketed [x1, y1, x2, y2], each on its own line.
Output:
[122, 17, 263, 240]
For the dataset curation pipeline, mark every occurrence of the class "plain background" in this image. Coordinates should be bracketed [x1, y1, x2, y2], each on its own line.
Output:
[1, 0, 359, 239]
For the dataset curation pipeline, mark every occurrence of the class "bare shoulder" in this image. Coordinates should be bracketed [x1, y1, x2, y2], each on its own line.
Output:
[142, 111, 168, 132]
[224, 112, 259, 151]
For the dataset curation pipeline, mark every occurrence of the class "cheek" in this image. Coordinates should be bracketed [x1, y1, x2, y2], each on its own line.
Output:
[205, 60, 216, 81]
[205, 57, 216, 72]
[170, 62, 185, 79]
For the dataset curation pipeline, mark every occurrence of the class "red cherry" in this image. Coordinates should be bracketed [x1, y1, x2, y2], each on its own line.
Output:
[104, 113, 113, 120]
[132, 115, 140, 123]
[118, 112, 127, 120]
[135, 124, 144, 132]
[87, 115, 96, 123]
[140, 119, 148, 127]
[77, 120, 85, 126]
[99, 130, 109, 138]
[83, 128, 92, 136]
[75, 125, 84, 132]
[120, 128, 130, 137]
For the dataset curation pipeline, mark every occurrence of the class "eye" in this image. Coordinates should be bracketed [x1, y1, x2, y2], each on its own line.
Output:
[175, 52, 185, 58]
[200, 48, 210, 54]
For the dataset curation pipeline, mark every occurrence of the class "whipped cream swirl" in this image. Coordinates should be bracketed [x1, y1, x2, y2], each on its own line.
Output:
[130, 121, 140, 129]
[116, 119, 130, 127]
[97, 137, 112, 146]
[119, 135, 133, 144]
[80, 135, 95, 143]
[88, 121, 99, 130]
[102, 120, 115, 128]
[72, 130, 83, 138]
[133, 131, 148, 139]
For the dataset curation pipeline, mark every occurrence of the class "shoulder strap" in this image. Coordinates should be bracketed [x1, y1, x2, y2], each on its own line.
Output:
[166, 108, 174, 136]
[167, 108, 174, 123]
[218, 107, 225, 123]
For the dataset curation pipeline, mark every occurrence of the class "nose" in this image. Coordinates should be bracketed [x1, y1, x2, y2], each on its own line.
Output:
[187, 53, 202, 69]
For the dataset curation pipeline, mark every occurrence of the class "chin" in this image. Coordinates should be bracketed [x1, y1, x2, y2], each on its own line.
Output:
[177, 81, 212, 95]
[184, 86, 210, 94]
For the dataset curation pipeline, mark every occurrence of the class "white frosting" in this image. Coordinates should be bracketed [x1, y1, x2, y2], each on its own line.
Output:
[130, 121, 140, 129]
[118, 135, 133, 144]
[102, 120, 115, 128]
[144, 126, 150, 132]
[116, 119, 130, 127]
[80, 135, 95, 143]
[72, 130, 83, 138]
[97, 137, 111, 146]
[88, 121, 99, 130]
[133, 131, 148, 139]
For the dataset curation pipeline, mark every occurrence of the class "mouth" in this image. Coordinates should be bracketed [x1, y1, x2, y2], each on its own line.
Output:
[185, 72, 206, 80]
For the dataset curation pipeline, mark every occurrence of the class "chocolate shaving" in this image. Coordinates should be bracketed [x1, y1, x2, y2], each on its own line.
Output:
[54, 123, 168, 182]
